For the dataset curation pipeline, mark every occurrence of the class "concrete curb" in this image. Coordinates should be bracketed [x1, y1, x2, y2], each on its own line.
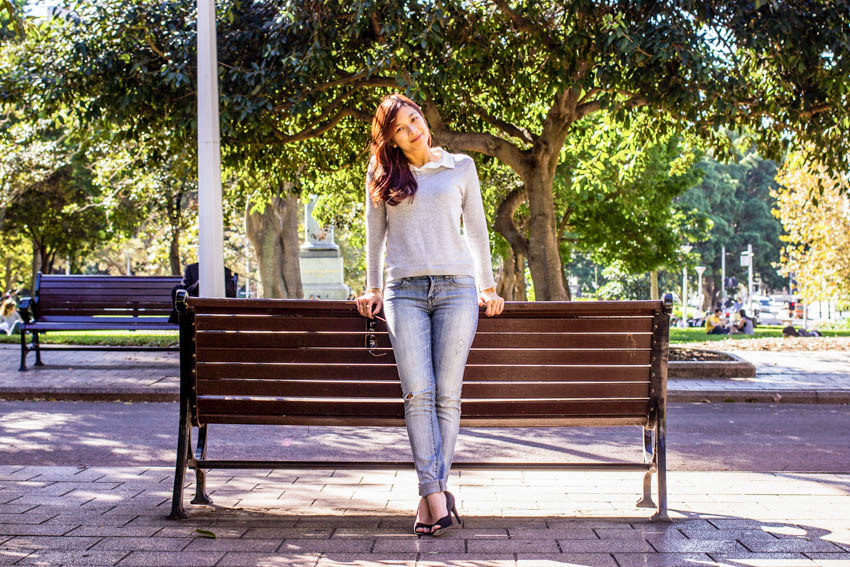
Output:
[668, 352, 756, 378]
[0, 388, 178, 402]
[668, 389, 850, 404]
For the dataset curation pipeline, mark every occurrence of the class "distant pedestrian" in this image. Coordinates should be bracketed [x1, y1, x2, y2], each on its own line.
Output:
[705, 308, 729, 334]
[0, 296, 22, 335]
[731, 309, 754, 335]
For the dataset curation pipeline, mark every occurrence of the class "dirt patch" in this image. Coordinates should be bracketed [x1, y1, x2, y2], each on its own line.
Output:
[669, 348, 737, 362]
[676, 336, 850, 352]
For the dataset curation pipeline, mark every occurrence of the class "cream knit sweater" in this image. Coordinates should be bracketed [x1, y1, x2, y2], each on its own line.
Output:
[365, 148, 497, 292]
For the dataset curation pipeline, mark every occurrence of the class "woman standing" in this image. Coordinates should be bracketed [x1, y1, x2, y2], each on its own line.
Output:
[356, 94, 504, 536]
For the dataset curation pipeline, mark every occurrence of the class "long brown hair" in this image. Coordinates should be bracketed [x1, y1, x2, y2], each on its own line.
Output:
[368, 93, 432, 207]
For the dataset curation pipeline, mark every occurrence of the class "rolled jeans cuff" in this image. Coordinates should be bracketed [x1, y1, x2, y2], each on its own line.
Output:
[419, 478, 447, 497]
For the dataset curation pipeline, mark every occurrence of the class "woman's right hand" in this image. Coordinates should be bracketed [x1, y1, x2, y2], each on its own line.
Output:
[356, 289, 383, 319]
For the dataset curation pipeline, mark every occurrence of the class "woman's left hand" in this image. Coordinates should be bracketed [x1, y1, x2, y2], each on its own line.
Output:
[478, 288, 504, 317]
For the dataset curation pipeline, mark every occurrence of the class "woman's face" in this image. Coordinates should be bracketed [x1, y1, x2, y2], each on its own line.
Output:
[390, 106, 430, 154]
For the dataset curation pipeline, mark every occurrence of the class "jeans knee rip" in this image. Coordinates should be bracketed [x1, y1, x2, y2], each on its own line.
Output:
[402, 387, 432, 401]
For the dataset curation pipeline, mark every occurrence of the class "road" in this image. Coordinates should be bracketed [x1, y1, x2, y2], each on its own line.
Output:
[1, 401, 848, 471]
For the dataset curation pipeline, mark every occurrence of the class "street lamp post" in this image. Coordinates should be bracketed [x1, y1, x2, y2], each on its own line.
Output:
[679, 245, 692, 328]
[695, 266, 706, 313]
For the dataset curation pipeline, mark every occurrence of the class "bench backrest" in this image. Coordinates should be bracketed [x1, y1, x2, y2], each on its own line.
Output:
[35, 274, 182, 319]
[182, 298, 670, 428]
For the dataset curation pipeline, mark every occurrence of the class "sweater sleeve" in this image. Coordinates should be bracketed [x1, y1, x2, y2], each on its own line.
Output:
[365, 169, 387, 290]
[460, 158, 497, 291]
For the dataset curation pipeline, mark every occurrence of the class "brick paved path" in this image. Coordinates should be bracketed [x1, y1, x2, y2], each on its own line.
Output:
[1, 467, 848, 566]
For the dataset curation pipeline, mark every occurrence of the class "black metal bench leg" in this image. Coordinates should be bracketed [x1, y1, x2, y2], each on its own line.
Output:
[191, 424, 213, 506]
[167, 398, 191, 520]
[636, 427, 656, 509]
[33, 332, 43, 366]
[19, 330, 28, 371]
[651, 415, 670, 522]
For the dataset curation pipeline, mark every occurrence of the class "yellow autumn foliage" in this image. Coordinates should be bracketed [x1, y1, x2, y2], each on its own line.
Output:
[773, 151, 850, 302]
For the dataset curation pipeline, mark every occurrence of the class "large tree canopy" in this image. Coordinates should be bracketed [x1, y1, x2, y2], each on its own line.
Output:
[5, 0, 848, 298]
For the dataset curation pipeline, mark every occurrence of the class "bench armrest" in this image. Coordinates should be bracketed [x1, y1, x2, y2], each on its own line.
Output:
[18, 297, 34, 324]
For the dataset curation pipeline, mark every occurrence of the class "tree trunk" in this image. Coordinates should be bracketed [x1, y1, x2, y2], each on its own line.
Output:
[496, 249, 527, 301]
[30, 238, 43, 287]
[245, 185, 302, 298]
[169, 229, 181, 276]
[650, 270, 659, 300]
[523, 170, 568, 300]
[3, 255, 12, 294]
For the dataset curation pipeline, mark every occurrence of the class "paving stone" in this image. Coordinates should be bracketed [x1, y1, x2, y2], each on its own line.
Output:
[63, 525, 161, 538]
[242, 527, 333, 539]
[182, 538, 279, 552]
[558, 539, 654, 553]
[217, 552, 323, 566]
[739, 537, 846, 553]
[279, 538, 374, 553]
[15, 549, 128, 566]
[644, 537, 748, 553]
[711, 552, 817, 565]
[372, 537, 464, 553]
[468, 539, 560, 554]
[0, 549, 33, 565]
[1, 535, 101, 551]
[515, 554, 618, 567]
[803, 553, 850, 566]
[508, 528, 597, 540]
[319, 553, 418, 566]
[90, 536, 189, 551]
[116, 550, 223, 566]
[415, 554, 514, 567]
[614, 553, 716, 567]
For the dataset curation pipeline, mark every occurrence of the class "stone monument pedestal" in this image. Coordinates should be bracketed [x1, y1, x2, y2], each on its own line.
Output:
[299, 248, 350, 300]
[298, 195, 350, 300]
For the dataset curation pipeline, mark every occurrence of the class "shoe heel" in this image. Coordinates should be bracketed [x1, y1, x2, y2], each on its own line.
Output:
[446, 491, 462, 525]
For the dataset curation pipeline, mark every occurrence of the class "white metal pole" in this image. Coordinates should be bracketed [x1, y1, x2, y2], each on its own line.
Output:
[197, 0, 225, 298]
[747, 243, 753, 313]
[680, 266, 688, 328]
[721, 245, 726, 304]
[695, 266, 706, 312]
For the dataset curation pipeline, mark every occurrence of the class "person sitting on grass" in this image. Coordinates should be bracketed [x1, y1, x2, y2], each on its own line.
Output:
[0, 295, 22, 335]
[731, 309, 755, 335]
[704, 308, 729, 335]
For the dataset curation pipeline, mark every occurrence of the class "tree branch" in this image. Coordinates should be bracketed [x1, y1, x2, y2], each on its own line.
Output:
[273, 76, 398, 113]
[494, 186, 530, 257]
[491, 0, 560, 51]
[471, 105, 536, 145]
[245, 107, 370, 145]
[423, 98, 529, 175]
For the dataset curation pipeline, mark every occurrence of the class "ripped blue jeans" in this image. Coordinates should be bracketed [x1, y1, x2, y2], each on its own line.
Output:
[383, 274, 480, 497]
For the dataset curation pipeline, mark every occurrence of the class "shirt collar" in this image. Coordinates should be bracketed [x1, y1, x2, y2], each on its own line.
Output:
[410, 147, 455, 172]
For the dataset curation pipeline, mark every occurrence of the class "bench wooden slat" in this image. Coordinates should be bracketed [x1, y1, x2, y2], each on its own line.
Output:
[39, 296, 175, 304]
[26, 322, 176, 331]
[38, 308, 173, 316]
[194, 331, 652, 350]
[195, 362, 649, 381]
[195, 398, 651, 419]
[189, 298, 664, 317]
[41, 283, 179, 292]
[197, 415, 650, 427]
[195, 347, 651, 365]
[196, 379, 650, 399]
[194, 315, 652, 333]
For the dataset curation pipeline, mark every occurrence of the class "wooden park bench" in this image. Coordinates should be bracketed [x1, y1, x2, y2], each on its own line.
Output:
[168, 292, 672, 522]
[18, 273, 182, 371]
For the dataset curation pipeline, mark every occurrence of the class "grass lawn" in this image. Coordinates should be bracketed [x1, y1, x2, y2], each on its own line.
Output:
[0, 330, 178, 347]
[2, 326, 847, 348]
[669, 325, 850, 344]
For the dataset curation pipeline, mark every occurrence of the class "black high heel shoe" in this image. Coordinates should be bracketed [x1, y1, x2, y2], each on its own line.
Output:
[429, 491, 462, 537]
[413, 498, 431, 535]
